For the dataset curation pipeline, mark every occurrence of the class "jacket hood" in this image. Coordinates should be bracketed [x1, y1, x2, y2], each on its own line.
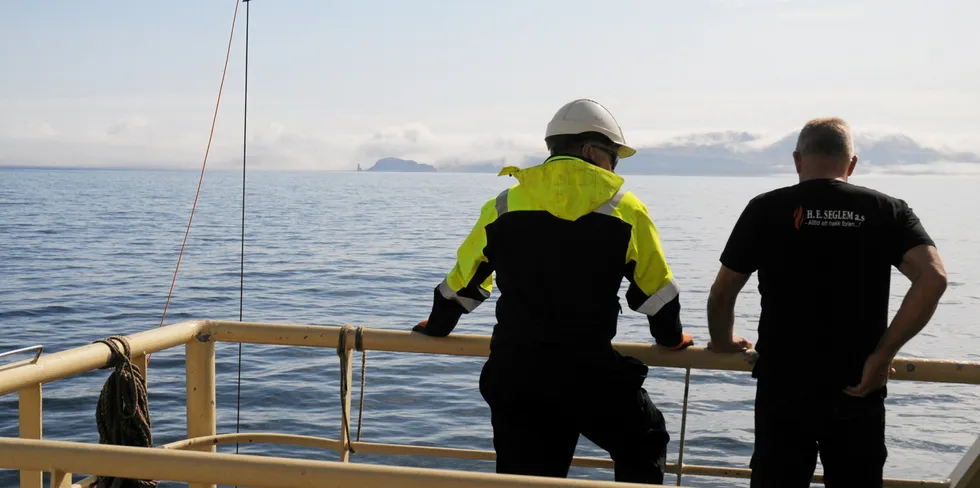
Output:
[497, 156, 624, 221]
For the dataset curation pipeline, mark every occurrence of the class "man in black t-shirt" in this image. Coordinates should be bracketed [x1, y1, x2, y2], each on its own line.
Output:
[706, 117, 948, 487]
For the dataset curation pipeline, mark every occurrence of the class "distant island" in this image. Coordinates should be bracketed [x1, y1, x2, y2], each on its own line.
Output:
[364, 157, 437, 172]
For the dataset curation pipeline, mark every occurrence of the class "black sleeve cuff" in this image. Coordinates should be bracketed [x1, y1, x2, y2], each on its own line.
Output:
[890, 201, 937, 267]
[416, 286, 466, 337]
[648, 295, 683, 347]
[719, 256, 756, 275]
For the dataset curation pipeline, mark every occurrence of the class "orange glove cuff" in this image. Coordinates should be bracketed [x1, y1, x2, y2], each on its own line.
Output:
[670, 332, 694, 350]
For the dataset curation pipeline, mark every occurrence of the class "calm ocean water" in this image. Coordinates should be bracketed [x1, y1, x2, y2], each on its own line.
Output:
[1, 168, 978, 487]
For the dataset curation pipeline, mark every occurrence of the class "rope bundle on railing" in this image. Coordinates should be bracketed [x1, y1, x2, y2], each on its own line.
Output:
[93, 336, 158, 488]
[337, 324, 368, 454]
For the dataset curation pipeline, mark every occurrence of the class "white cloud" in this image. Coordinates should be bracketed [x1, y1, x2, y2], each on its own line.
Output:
[0, 116, 203, 168]
[711, 0, 862, 20]
[353, 123, 441, 162]
[775, 7, 863, 19]
[215, 124, 349, 171]
[1, 112, 978, 174]
[351, 123, 543, 169]
[3, 121, 59, 140]
[858, 162, 980, 176]
[713, 0, 794, 8]
[851, 125, 980, 155]
[103, 116, 148, 138]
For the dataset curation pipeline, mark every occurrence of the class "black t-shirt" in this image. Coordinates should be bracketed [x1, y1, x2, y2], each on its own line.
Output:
[720, 178, 935, 390]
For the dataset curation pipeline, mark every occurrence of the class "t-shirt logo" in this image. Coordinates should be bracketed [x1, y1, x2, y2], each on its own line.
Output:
[793, 205, 804, 230]
[793, 205, 866, 229]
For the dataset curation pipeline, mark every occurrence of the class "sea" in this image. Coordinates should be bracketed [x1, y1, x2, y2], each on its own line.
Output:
[1, 168, 978, 487]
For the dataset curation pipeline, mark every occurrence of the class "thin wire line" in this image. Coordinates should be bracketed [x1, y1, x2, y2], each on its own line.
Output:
[235, 0, 250, 455]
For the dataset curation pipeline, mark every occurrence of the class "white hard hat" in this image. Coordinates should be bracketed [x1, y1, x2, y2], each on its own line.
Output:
[545, 99, 636, 159]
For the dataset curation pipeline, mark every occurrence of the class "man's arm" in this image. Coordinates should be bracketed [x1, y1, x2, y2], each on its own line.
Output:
[413, 198, 498, 337]
[845, 201, 946, 396]
[843, 244, 946, 396]
[706, 198, 761, 352]
[876, 244, 947, 359]
[707, 265, 754, 352]
[623, 200, 692, 349]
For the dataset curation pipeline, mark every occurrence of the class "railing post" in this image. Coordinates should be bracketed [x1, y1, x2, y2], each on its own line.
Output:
[132, 353, 148, 386]
[949, 433, 980, 488]
[50, 470, 71, 488]
[339, 328, 354, 463]
[19, 383, 42, 488]
[676, 368, 691, 486]
[186, 337, 216, 488]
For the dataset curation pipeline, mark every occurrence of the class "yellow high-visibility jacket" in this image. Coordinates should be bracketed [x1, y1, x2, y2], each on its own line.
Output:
[414, 155, 685, 350]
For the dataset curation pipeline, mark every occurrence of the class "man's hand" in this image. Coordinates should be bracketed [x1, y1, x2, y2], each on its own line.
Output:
[843, 352, 896, 397]
[411, 319, 428, 334]
[658, 332, 694, 351]
[706, 334, 753, 353]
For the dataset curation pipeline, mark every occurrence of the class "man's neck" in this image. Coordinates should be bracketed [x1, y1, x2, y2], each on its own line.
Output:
[797, 156, 852, 183]
[799, 173, 848, 183]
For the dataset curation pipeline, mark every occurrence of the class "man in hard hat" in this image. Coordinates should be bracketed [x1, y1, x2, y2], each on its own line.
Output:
[706, 117, 947, 487]
[412, 99, 694, 483]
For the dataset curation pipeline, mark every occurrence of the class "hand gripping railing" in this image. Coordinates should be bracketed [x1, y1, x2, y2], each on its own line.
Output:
[1, 319, 979, 488]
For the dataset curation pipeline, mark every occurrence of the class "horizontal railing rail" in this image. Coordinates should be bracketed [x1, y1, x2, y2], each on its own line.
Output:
[0, 438, 676, 488]
[200, 320, 980, 383]
[1, 319, 978, 488]
[4, 320, 978, 396]
[0, 320, 201, 396]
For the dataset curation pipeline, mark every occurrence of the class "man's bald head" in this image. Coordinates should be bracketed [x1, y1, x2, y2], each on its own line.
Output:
[793, 117, 858, 181]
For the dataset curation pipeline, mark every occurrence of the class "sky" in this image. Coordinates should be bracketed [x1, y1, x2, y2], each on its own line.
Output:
[1, 0, 978, 170]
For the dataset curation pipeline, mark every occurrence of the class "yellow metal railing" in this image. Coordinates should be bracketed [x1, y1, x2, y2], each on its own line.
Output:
[0, 437, 668, 488]
[1, 319, 979, 488]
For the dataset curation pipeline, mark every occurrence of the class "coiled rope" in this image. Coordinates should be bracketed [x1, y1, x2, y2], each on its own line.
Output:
[337, 324, 368, 453]
[93, 336, 158, 488]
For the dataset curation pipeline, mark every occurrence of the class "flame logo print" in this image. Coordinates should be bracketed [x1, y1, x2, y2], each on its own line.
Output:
[793, 206, 804, 230]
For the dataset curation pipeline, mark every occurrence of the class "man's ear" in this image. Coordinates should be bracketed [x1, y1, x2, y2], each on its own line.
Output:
[582, 144, 597, 162]
[847, 155, 858, 176]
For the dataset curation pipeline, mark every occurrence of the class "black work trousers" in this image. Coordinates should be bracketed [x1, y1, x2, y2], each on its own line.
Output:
[479, 351, 670, 484]
[750, 377, 887, 488]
